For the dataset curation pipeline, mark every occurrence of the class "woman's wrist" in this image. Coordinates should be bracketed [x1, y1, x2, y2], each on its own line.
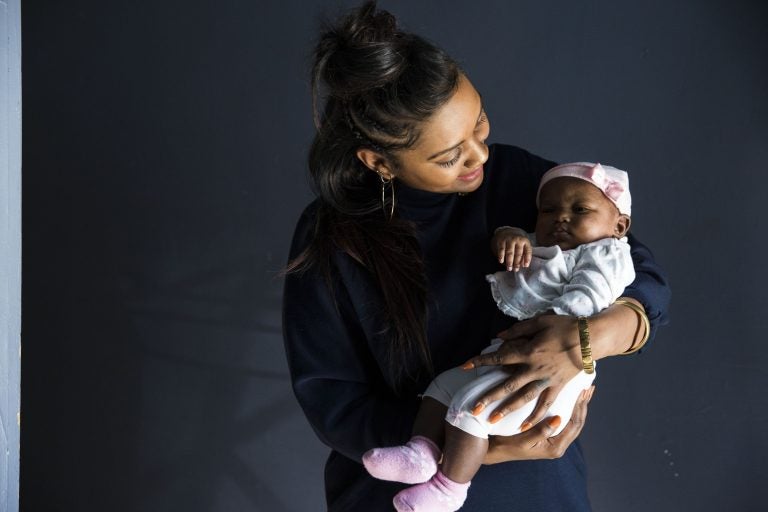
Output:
[587, 297, 647, 360]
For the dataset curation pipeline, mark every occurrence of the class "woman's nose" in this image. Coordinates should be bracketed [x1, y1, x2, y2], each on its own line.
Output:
[464, 139, 489, 169]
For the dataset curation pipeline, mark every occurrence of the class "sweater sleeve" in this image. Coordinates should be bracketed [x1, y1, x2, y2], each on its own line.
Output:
[621, 232, 671, 345]
[282, 210, 419, 462]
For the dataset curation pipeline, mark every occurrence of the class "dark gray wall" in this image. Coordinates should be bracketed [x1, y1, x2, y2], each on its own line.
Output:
[1, 1, 22, 511]
[21, 1, 768, 511]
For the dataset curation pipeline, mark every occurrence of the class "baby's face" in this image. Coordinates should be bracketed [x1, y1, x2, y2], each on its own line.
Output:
[535, 177, 628, 250]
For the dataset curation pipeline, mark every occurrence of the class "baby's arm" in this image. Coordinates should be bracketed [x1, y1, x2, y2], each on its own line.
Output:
[492, 226, 532, 272]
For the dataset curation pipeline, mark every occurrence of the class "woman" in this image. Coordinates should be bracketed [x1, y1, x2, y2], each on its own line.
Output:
[282, 2, 670, 510]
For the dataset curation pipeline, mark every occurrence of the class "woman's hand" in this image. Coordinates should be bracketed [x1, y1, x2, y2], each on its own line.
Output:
[462, 313, 584, 427]
[484, 386, 594, 464]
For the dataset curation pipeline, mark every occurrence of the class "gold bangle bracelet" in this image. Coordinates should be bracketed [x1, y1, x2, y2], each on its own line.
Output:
[577, 316, 595, 374]
[614, 299, 651, 354]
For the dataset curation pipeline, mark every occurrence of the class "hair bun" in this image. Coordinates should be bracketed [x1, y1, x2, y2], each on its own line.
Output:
[314, 1, 406, 99]
[342, 0, 398, 45]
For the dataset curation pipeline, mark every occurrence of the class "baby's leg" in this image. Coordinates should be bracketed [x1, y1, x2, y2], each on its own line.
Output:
[362, 397, 445, 484]
[392, 425, 481, 512]
[441, 424, 487, 484]
[412, 396, 450, 448]
[363, 363, 479, 484]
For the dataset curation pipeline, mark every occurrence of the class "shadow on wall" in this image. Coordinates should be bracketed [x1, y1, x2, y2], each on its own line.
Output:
[22, 250, 325, 511]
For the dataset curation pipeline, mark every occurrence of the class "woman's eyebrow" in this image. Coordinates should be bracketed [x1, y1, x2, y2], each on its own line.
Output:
[427, 102, 485, 161]
[428, 142, 463, 161]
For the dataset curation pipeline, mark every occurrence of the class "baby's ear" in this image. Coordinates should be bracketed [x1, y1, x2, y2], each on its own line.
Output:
[614, 214, 631, 238]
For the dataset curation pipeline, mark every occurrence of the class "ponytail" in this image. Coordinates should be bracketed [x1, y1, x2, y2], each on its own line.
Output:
[289, 1, 461, 388]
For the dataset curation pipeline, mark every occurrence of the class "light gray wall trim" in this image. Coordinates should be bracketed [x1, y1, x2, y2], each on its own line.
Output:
[0, 0, 22, 511]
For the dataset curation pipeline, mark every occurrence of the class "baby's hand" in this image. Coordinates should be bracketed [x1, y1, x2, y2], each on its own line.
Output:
[493, 227, 532, 272]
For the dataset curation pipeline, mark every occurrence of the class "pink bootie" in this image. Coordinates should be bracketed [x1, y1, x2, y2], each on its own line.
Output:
[393, 470, 470, 512]
[362, 436, 440, 484]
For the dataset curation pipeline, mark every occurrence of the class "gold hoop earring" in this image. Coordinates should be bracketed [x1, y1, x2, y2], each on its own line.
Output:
[379, 174, 395, 221]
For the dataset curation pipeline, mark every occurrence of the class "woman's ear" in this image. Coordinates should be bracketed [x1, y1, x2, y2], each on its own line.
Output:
[356, 148, 395, 180]
[614, 214, 631, 238]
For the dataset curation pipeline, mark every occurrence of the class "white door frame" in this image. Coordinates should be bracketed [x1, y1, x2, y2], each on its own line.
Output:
[0, 1, 22, 511]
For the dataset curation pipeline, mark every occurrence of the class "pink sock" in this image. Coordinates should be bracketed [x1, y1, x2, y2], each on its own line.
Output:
[362, 436, 441, 484]
[393, 470, 470, 512]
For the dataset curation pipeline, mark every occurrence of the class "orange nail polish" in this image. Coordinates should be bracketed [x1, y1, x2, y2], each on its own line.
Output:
[471, 403, 485, 416]
[461, 360, 475, 370]
[489, 412, 503, 424]
[547, 416, 562, 429]
[519, 421, 533, 432]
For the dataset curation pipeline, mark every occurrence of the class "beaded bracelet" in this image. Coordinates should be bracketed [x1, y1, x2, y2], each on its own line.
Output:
[577, 316, 595, 374]
[614, 299, 651, 354]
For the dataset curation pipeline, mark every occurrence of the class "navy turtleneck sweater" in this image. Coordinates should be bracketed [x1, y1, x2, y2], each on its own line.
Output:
[283, 144, 670, 511]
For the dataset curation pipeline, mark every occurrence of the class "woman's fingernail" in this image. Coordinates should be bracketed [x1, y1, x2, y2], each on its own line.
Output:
[547, 416, 562, 429]
[461, 360, 475, 370]
[471, 403, 485, 416]
[489, 412, 504, 424]
[519, 421, 533, 432]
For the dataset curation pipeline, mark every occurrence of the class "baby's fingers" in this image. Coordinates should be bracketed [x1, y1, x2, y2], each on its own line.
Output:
[498, 241, 509, 264]
[522, 242, 533, 268]
[505, 241, 525, 271]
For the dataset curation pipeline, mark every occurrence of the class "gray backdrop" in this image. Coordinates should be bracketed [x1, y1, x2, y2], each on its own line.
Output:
[21, 1, 768, 511]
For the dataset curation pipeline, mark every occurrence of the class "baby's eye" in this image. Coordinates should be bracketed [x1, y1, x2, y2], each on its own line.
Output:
[574, 205, 590, 213]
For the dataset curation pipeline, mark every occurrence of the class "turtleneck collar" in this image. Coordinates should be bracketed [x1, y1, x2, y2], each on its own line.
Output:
[394, 181, 458, 221]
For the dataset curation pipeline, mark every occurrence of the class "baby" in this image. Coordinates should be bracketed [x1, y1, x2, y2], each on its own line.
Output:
[363, 162, 636, 512]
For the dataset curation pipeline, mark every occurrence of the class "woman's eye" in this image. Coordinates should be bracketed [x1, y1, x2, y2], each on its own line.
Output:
[438, 156, 460, 168]
[475, 110, 488, 130]
[438, 149, 462, 168]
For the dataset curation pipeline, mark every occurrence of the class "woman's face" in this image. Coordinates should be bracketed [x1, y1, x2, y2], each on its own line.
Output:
[389, 75, 490, 194]
[535, 177, 630, 250]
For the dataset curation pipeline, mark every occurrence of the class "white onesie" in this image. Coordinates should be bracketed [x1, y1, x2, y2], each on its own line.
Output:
[423, 235, 635, 438]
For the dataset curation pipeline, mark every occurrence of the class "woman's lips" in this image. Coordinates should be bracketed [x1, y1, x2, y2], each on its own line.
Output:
[457, 165, 483, 182]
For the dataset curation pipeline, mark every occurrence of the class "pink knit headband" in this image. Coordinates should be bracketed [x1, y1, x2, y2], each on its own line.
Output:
[536, 162, 632, 216]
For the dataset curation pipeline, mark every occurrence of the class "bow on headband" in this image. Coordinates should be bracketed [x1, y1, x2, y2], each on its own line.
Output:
[586, 163, 625, 202]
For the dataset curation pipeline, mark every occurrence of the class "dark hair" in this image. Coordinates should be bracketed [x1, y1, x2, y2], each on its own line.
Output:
[288, 1, 461, 388]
